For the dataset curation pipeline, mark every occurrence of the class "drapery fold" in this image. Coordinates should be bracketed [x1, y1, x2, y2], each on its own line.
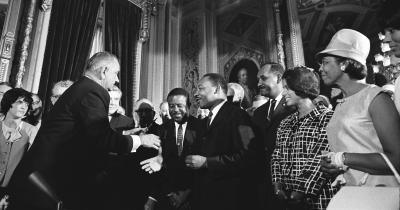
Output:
[104, 0, 142, 117]
[38, 0, 101, 112]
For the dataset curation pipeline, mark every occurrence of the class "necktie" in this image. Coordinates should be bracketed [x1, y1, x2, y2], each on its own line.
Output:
[206, 111, 213, 129]
[267, 99, 277, 120]
[177, 124, 183, 156]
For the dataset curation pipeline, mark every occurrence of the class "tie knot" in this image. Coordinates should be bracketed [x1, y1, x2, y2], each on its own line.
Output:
[207, 111, 213, 118]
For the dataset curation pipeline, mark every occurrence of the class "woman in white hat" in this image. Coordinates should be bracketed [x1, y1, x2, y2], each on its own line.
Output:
[318, 29, 400, 187]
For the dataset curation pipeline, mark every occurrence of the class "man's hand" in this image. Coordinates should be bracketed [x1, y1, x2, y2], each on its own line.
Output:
[273, 182, 288, 200]
[167, 190, 190, 208]
[139, 134, 161, 150]
[289, 191, 305, 203]
[140, 155, 163, 174]
[185, 155, 206, 169]
[144, 198, 156, 210]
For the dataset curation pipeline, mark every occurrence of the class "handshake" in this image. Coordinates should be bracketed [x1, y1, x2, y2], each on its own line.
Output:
[135, 133, 163, 174]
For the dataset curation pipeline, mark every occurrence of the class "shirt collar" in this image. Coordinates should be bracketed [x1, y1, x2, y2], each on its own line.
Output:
[210, 100, 227, 117]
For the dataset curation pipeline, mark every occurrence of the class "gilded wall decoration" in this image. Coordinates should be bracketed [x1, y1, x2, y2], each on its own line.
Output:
[223, 47, 265, 81]
[181, 16, 201, 116]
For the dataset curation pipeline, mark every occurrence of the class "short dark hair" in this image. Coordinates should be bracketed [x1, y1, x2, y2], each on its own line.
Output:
[167, 88, 191, 107]
[261, 63, 285, 76]
[334, 55, 366, 80]
[203, 73, 228, 94]
[283, 66, 320, 100]
[1, 88, 33, 115]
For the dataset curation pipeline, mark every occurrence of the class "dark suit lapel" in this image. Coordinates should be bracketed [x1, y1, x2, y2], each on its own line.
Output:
[271, 98, 285, 120]
[207, 102, 229, 131]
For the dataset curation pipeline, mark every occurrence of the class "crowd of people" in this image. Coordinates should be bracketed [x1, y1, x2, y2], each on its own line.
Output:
[0, 2, 397, 210]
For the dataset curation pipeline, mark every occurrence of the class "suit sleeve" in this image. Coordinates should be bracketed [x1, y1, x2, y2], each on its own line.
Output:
[206, 110, 257, 174]
[79, 91, 133, 154]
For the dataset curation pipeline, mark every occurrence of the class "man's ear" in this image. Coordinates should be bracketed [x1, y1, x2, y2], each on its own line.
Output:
[277, 74, 282, 83]
[100, 66, 107, 80]
[214, 85, 220, 94]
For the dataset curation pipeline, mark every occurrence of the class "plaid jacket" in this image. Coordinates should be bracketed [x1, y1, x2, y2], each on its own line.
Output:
[271, 105, 336, 210]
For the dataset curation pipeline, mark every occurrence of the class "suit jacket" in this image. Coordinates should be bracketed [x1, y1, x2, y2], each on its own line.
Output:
[251, 98, 294, 210]
[252, 98, 294, 155]
[192, 102, 259, 210]
[161, 116, 203, 194]
[8, 77, 134, 210]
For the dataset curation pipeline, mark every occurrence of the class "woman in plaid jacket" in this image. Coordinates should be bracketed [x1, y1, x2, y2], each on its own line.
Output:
[271, 66, 336, 210]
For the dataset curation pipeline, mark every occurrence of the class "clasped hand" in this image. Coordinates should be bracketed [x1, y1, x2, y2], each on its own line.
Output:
[185, 155, 206, 169]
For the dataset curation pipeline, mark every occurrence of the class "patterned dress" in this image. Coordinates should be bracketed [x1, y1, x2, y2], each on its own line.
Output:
[271, 105, 336, 210]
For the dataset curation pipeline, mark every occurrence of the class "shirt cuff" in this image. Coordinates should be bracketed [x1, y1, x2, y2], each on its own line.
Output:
[130, 135, 141, 152]
[148, 196, 158, 202]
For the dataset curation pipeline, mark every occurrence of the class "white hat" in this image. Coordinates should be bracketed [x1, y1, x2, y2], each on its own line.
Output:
[317, 29, 370, 66]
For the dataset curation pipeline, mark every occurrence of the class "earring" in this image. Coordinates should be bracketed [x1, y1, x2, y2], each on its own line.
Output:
[340, 66, 345, 71]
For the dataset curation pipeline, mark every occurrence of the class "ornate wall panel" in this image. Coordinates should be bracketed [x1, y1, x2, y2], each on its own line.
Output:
[181, 16, 201, 116]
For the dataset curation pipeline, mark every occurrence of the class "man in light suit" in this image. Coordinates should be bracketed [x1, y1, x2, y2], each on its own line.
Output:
[8, 52, 161, 210]
[187, 73, 260, 210]
[252, 63, 294, 209]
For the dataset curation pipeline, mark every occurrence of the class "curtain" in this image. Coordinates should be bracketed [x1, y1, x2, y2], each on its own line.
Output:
[104, 0, 141, 117]
[38, 0, 101, 113]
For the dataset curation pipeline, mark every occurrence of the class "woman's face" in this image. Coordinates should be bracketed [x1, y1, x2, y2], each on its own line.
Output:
[319, 56, 343, 86]
[282, 80, 301, 107]
[383, 28, 400, 58]
[8, 97, 29, 119]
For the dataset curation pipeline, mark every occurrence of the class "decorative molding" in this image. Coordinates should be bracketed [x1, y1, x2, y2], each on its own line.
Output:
[273, 0, 286, 69]
[41, 0, 52, 12]
[223, 47, 265, 81]
[16, 0, 37, 88]
[1, 32, 14, 59]
[0, 32, 14, 81]
[286, 0, 305, 67]
[181, 16, 201, 116]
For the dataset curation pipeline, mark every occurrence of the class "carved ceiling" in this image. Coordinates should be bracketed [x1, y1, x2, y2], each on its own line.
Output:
[217, 0, 265, 64]
[297, 0, 385, 66]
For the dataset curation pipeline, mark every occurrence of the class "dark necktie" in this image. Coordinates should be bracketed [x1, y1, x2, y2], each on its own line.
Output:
[267, 99, 277, 120]
[177, 124, 183, 156]
[206, 111, 213, 129]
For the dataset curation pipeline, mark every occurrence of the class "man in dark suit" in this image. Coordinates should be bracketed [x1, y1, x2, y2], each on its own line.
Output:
[252, 63, 294, 209]
[8, 52, 161, 210]
[147, 88, 203, 210]
[187, 73, 259, 210]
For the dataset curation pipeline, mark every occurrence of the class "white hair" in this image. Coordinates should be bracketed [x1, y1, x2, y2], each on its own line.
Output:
[227, 83, 245, 103]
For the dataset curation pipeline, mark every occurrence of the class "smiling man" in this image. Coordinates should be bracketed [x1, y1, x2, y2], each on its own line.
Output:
[251, 63, 294, 210]
[189, 73, 260, 210]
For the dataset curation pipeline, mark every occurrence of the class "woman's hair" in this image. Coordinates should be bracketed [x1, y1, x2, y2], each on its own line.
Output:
[1, 88, 33, 115]
[282, 66, 320, 100]
[329, 54, 367, 80]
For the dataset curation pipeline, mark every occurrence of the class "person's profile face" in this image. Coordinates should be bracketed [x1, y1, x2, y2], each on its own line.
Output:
[318, 56, 342, 86]
[108, 91, 121, 115]
[257, 68, 279, 98]
[383, 28, 400, 58]
[104, 62, 120, 90]
[194, 77, 217, 109]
